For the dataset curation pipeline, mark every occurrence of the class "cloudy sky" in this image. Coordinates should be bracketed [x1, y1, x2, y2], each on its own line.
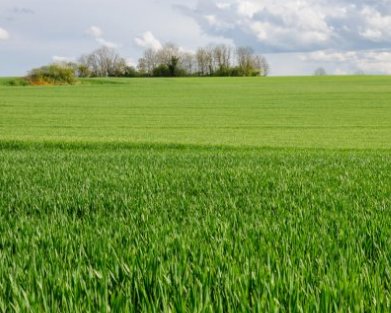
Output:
[1, 0, 391, 76]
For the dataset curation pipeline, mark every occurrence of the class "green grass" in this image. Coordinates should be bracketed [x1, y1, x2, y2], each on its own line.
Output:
[1, 77, 391, 312]
[1, 76, 391, 148]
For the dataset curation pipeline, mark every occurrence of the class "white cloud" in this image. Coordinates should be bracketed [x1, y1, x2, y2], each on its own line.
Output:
[0, 27, 10, 40]
[85, 26, 118, 48]
[299, 49, 391, 74]
[96, 38, 118, 48]
[216, 3, 231, 10]
[86, 26, 103, 38]
[179, 0, 391, 53]
[134, 31, 163, 50]
[204, 14, 234, 30]
[237, 1, 261, 18]
[299, 51, 358, 62]
[52, 56, 76, 62]
[359, 7, 391, 41]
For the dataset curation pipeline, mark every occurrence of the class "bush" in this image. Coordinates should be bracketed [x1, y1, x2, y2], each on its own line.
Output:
[26, 64, 77, 85]
[123, 66, 139, 78]
[5, 78, 30, 86]
[153, 64, 171, 77]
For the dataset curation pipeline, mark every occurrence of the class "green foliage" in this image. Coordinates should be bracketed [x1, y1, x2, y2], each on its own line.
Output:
[152, 64, 171, 77]
[123, 66, 139, 78]
[152, 58, 187, 77]
[77, 64, 93, 78]
[167, 56, 179, 77]
[0, 78, 29, 86]
[26, 64, 77, 85]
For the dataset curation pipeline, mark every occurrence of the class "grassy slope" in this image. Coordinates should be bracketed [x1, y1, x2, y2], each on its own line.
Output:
[1, 77, 391, 311]
[1, 76, 391, 148]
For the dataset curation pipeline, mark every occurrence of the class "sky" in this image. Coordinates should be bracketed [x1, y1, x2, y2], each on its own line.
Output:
[1, 0, 391, 76]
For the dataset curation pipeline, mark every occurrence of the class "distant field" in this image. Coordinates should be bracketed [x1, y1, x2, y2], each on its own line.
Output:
[1, 77, 391, 312]
[1, 76, 391, 148]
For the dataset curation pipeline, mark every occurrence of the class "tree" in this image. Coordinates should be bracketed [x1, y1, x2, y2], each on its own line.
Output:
[77, 64, 92, 78]
[205, 45, 215, 75]
[313, 67, 327, 76]
[195, 47, 209, 76]
[354, 70, 365, 75]
[180, 52, 195, 75]
[157, 43, 180, 66]
[236, 46, 256, 76]
[152, 64, 170, 77]
[253, 55, 270, 77]
[123, 66, 139, 77]
[137, 57, 148, 76]
[137, 48, 159, 76]
[79, 46, 126, 77]
[167, 56, 178, 77]
[213, 44, 232, 72]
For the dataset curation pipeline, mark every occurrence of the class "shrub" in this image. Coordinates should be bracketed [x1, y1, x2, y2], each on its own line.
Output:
[153, 64, 171, 77]
[26, 64, 77, 85]
[123, 66, 139, 78]
[5, 78, 30, 86]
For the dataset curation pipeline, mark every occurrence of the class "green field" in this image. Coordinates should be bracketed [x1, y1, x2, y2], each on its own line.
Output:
[1, 76, 391, 148]
[1, 77, 391, 312]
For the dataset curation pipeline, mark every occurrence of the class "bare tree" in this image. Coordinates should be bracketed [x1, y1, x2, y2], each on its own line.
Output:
[195, 47, 209, 76]
[313, 67, 327, 76]
[236, 46, 255, 76]
[157, 43, 180, 65]
[213, 44, 232, 71]
[180, 52, 195, 75]
[262, 58, 270, 77]
[79, 46, 126, 77]
[205, 45, 215, 75]
[253, 55, 270, 77]
[354, 69, 365, 75]
[137, 48, 159, 76]
[137, 57, 148, 76]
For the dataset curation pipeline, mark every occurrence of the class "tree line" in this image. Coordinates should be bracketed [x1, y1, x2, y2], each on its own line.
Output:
[136, 43, 270, 77]
[25, 44, 270, 85]
[78, 44, 270, 78]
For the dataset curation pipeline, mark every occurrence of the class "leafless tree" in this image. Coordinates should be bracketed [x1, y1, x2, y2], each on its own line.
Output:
[253, 55, 270, 77]
[236, 46, 255, 76]
[204, 45, 215, 75]
[213, 44, 233, 71]
[180, 52, 196, 75]
[137, 48, 159, 76]
[313, 67, 327, 76]
[157, 43, 180, 65]
[354, 69, 365, 75]
[79, 46, 126, 77]
[195, 47, 209, 76]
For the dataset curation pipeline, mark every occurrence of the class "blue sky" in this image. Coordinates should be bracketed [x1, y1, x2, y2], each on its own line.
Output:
[1, 0, 391, 76]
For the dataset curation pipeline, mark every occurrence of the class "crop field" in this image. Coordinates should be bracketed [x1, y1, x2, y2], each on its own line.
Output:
[1, 76, 391, 149]
[1, 77, 391, 312]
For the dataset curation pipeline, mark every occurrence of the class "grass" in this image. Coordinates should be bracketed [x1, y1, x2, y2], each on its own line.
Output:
[1, 76, 391, 148]
[1, 77, 391, 311]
